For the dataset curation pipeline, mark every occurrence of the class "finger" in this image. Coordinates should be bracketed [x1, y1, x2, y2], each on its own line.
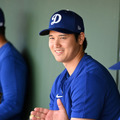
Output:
[29, 114, 37, 120]
[31, 111, 37, 115]
[34, 107, 49, 114]
[30, 111, 46, 119]
[29, 115, 44, 120]
[57, 99, 65, 111]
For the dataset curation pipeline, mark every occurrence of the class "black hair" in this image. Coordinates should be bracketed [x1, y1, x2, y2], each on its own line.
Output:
[74, 33, 87, 51]
[0, 26, 5, 36]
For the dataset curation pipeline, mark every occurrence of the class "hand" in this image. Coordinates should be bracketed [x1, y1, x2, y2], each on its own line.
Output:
[30, 99, 69, 120]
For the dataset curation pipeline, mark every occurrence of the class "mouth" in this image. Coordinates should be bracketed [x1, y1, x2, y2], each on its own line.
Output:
[55, 50, 63, 55]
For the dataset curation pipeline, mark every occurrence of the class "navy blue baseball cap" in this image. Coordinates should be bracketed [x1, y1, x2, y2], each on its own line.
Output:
[109, 61, 120, 70]
[0, 8, 5, 27]
[39, 9, 85, 36]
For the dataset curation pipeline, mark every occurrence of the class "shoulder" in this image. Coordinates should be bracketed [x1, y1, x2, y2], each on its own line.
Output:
[1, 42, 26, 64]
[71, 59, 110, 95]
[71, 57, 115, 98]
[76, 53, 112, 83]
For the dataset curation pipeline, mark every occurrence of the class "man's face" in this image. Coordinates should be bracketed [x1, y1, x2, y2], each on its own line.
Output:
[49, 31, 82, 64]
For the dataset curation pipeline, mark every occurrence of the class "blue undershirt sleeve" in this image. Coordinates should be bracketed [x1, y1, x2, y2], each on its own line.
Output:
[0, 57, 26, 119]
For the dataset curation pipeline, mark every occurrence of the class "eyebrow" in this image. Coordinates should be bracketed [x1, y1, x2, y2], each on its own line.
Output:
[59, 35, 67, 36]
[49, 35, 53, 37]
[49, 34, 67, 37]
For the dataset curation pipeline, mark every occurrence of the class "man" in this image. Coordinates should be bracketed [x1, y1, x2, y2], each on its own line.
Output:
[0, 8, 27, 120]
[30, 10, 120, 120]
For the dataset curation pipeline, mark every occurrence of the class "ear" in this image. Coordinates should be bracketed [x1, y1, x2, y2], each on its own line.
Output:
[78, 32, 85, 45]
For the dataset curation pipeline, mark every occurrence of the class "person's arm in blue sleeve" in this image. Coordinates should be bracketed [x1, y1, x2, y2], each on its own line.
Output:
[0, 56, 27, 119]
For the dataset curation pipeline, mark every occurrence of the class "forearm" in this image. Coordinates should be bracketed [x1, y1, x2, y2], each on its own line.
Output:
[0, 101, 22, 120]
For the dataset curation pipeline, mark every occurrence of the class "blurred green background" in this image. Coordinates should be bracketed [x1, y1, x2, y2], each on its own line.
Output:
[0, 0, 120, 119]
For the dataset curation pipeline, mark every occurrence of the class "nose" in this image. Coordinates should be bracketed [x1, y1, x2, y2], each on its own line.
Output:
[54, 38, 61, 48]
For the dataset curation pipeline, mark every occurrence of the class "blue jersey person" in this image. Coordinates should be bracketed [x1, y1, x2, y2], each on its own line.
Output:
[0, 8, 27, 120]
[30, 10, 120, 120]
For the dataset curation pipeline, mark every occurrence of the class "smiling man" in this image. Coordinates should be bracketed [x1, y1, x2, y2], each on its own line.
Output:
[30, 10, 120, 120]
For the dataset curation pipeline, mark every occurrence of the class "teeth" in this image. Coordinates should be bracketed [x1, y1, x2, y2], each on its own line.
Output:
[56, 51, 61, 53]
[56, 51, 62, 53]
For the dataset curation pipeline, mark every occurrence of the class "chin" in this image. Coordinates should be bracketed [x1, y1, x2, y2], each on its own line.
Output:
[55, 58, 63, 63]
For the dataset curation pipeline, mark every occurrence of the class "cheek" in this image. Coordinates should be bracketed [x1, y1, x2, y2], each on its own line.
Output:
[67, 44, 80, 55]
[49, 41, 52, 48]
[65, 43, 75, 51]
[49, 43, 53, 52]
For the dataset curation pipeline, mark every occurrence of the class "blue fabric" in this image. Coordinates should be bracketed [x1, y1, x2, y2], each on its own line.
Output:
[109, 61, 120, 70]
[118, 116, 120, 120]
[0, 42, 27, 120]
[49, 53, 120, 120]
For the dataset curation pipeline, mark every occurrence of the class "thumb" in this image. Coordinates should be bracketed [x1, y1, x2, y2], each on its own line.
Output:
[57, 99, 65, 111]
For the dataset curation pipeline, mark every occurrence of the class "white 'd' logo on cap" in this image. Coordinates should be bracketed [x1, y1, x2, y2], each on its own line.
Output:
[51, 14, 62, 25]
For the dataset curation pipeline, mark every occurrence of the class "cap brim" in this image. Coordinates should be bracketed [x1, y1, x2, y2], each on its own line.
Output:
[109, 61, 120, 70]
[39, 29, 50, 36]
[39, 28, 77, 36]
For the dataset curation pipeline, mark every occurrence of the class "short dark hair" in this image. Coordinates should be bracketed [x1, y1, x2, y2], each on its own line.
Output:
[0, 26, 5, 36]
[74, 33, 87, 51]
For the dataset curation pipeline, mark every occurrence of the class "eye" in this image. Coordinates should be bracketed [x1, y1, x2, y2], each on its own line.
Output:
[60, 37, 66, 40]
[49, 37, 54, 40]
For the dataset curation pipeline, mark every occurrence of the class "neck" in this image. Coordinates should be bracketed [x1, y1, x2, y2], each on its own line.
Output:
[0, 35, 7, 48]
[63, 51, 84, 76]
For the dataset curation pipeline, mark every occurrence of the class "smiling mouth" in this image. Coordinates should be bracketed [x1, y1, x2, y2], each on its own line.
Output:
[55, 50, 63, 55]
[56, 50, 62, 53]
